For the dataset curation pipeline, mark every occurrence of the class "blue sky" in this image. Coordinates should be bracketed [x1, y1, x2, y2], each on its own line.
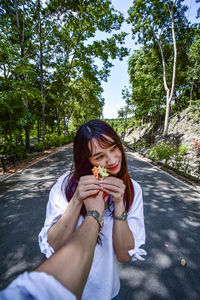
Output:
[102, 0, 200, 119]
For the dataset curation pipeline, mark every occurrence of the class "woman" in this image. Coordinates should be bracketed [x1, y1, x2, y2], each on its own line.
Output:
[38, 119, 146, 300]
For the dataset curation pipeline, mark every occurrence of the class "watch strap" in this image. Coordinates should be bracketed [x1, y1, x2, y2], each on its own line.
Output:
[86, 210, 104, 231]
[114, 211, 127, 221]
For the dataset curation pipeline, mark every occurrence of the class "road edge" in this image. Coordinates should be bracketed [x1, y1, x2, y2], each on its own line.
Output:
[0, 143, 73, 182]
[124, 145, 200, 191]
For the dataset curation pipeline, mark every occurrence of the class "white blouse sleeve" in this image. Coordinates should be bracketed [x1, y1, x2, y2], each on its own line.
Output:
[127, 179, 147, 261]
[38, 173, 70, 258]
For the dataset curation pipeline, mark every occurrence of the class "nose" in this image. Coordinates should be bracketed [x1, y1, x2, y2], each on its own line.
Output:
[106, 153, 115, 166]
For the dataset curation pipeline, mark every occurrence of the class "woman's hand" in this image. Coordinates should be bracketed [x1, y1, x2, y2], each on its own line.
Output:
[72, 175, 100, 204]
[100, 177, 125, 205]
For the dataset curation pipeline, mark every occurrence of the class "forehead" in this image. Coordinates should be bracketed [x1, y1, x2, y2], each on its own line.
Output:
[88, 135, 115, 155]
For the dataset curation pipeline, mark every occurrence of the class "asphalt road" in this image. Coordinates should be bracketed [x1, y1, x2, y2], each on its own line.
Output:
[0, 145, 200, 300]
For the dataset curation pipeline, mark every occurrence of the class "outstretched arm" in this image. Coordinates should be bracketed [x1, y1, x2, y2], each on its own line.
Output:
[37, 191, 104, 300]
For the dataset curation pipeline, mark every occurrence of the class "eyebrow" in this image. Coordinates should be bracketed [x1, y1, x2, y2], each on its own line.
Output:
[92, 151, 103, 158]
[91, 143, 117, 157]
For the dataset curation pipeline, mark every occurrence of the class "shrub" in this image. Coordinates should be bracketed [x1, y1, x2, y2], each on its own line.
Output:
[33, 133, 74, 152]
[177, 145, 188, 156]
[131, 140, 150, 150]
[0, 143, 26, 160]
[149, 143, 177, 164]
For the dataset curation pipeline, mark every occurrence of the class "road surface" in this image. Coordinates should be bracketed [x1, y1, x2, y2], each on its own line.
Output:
[0, 145, 200, 299]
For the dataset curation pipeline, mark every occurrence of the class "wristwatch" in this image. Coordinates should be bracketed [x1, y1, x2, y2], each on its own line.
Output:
[114, 211, 127, 221]
[86, 210, 104, 232]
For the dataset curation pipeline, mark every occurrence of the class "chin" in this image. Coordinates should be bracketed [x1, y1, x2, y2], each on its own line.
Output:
[108, 163, 121, 175]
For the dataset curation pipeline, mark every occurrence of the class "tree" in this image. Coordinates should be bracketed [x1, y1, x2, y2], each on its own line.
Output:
[128, 47, 165, 126]
[0, 0, 129, 149]
[128, 0, 190, 136]
[196, 0, 200, 18]
[0, 0, 37, 149]
[119, 87, 132, 141]
[187, 36, 200, 102]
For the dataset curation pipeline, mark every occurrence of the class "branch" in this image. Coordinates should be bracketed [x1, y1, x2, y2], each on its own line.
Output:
[15, 0, 20, 36]
[158, 39, 169, 95]
[169, 3, 177, 102]
[22, 0, 25, 46]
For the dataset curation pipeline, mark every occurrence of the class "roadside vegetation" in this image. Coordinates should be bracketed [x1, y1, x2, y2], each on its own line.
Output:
[112, 104, 200, 183]
[0, 1, 199, 182]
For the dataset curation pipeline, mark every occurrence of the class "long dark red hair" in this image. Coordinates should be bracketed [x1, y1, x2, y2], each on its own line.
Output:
[66, 120, 134, 216]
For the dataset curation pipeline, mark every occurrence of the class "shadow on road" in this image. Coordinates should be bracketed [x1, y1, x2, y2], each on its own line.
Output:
[0, 148, 200, 300]
[0, 148, 73, 289]
[118, 153, 200, 300]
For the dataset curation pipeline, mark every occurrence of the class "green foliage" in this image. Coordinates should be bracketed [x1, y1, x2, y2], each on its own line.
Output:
[187, 37, 200, 82]
[126, 0, 195, 135]
[149, 142, 188, 168]
[127, 47, 165, 120]
[33, 134, 73, 152]
[149, 143, 177, 164]
[0, 143, 26, 160]
[177, 145, 188, 156]
[0, 0, 128, 147]
[127, 0, 189, 47]
[187, 35, 200, 102]
[132, 140, 150, 150]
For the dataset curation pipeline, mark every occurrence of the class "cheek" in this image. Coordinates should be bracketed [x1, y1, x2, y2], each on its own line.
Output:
[88, 157, 95, 166]
[116, 149, 122, 159]
[88, 157, 105, 167]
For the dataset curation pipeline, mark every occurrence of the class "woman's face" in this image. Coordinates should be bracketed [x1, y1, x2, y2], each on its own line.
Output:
[88, 135, 122, 176]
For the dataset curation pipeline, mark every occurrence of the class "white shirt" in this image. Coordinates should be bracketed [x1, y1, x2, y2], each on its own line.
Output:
[38, 172, 146, 300]
[0, 272, 76, 300]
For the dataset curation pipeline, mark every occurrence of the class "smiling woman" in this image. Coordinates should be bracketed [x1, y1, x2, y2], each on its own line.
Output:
[88, 136, 122, 175]
[38, 119, 146, 300]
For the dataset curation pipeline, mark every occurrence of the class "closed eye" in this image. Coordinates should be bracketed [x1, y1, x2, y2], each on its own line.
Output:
[95, 155, 104, 160]
[111, 144, 117, 151]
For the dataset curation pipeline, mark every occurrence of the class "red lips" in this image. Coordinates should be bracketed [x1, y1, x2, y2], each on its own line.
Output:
[108, 163, 119, 170]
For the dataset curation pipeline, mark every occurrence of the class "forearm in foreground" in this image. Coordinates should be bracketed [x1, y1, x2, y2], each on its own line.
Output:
[37, 216, 99, 300]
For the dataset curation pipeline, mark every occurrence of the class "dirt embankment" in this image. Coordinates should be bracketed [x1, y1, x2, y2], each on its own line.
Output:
[125, 107, 200, 186]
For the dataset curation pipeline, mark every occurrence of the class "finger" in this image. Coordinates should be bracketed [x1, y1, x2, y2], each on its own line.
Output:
[103, 177, 124, 187]
[80, 183, 102, 192]
[82, 190, 100, 199]
[80, 175, 99, 182]
[101, 187, 118, 196]
[96, 190, 104, 201]
[101, 183, 124, 193]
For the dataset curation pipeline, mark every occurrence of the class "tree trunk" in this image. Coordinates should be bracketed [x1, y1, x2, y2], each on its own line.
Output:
[161, 3, 177, 136]
[189, 83, 193, 105]
[8, 111, 13, 142]
[122, 109, 128, 142]
[38, 0, 45, 140]
[42, 102, 45, 139]
[63, 117, 67, 134]
[15, 0, 30, 152]
[23, 98, 30, 150]
[164, 97, 171, 135]
[56, 107, 61, 136]
[37, 119, 40, 142]
[195, 81, 200, 100]
[122, 115, 127, 142]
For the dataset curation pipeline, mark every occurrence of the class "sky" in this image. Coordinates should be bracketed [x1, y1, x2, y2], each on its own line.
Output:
[101, 0, 200, 119]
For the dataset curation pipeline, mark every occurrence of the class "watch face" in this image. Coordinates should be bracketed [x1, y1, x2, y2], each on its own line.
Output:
[122, 211, 127, 220]
[100, 219, 104, 227]
[93, 210, 104, 228]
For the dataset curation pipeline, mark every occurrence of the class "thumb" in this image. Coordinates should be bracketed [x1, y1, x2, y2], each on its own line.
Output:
[97, 190, 104, 199]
